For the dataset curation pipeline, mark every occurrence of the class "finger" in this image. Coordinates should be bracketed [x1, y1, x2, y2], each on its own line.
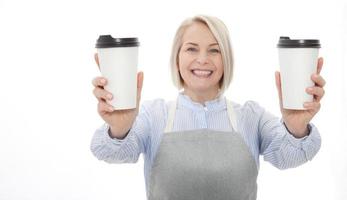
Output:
[93, 87, 113, 101]
[311, 74, 326, 87]
[275, 71, 283, 108]
[306, 86, 325, 102]
[94, 53, 100, 70]
[98, 100, 114, 113]
[303, 101, 321, 111]
[92, 77, 107, 87]
[317, 57, 323, 74]
[136, 71, 144, 107]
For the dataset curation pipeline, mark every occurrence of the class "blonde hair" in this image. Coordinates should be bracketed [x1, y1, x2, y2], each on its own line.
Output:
[170, 15, 234, 95]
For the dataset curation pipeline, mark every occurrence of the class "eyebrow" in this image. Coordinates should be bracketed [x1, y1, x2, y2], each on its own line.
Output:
[185, 42, 219, 47]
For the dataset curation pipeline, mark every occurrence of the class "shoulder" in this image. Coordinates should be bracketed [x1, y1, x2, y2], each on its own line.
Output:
[139, 98, 172, 131]
[229, 100, 272, 135]
[230, 100, 266, 118]
[230, 100, 264, 113]
[141, 98, 166, 109]
[140, 98, 171, 118]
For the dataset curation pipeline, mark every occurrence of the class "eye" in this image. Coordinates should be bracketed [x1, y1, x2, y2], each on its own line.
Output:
[209, 49, 220, 53]
[187, 47, 197, 52]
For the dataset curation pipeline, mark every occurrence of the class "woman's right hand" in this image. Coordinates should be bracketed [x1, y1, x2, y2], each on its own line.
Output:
[92, 53, 144, 139]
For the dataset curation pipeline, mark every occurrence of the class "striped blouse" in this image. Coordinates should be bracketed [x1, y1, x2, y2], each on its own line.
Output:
[90, 92, 321, 196]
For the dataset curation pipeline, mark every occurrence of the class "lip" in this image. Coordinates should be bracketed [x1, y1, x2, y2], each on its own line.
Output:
[191, 68, 214, 71]
[191, 69, 214, 78]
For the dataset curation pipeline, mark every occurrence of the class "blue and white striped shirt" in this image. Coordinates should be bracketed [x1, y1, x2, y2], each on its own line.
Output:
[90, 92, 321, 195]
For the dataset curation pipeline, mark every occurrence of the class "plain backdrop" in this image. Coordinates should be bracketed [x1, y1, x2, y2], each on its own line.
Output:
[0, 0, 346, 199]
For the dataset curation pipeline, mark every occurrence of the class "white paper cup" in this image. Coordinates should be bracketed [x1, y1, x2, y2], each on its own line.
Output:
[277, 36, 321, 110]
[96, 35, 139, 110]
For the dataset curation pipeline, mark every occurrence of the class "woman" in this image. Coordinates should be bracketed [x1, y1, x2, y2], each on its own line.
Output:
[91, 15, 325, 200]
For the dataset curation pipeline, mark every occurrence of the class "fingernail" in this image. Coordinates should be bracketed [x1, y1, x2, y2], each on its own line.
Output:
[307, 88, 313, 92]
[303, 102, 310, 107]
[109, 107, 114, 111]
[107, 94, 113, 99]
[100, 79, 106, 84]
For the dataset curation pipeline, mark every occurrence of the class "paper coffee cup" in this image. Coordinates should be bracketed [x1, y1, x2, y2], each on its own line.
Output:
[277, 36, 321, 110]
[96, 35, 139, 110]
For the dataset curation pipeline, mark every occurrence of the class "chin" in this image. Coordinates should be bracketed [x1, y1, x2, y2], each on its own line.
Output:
[189, 84, 218, 93]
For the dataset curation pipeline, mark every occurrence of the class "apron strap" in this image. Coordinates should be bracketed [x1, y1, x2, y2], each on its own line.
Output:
[226, 99, 238, 133]
[164, 100, 177, 133]
[164, 97, 238, 133]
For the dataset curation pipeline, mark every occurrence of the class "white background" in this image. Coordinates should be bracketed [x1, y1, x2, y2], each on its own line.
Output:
[0, 0, 346, 199]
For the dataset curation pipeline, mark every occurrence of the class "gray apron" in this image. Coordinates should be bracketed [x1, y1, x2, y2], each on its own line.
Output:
[148, 98, 258, 200]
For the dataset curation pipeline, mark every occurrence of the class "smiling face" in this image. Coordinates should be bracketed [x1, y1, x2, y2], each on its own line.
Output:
[178, 22, 224, 95]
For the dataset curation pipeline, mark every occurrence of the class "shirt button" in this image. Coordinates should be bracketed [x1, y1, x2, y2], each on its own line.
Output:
[204, 106, 208, 111]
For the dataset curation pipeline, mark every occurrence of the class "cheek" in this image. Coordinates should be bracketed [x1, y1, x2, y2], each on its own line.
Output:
[214, 57, 224, 75]
[178, 53, 193, 71]
[217, 64, 224, 75]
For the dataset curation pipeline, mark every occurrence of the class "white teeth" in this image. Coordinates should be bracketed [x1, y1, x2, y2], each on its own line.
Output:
[192, 70, 212, 77]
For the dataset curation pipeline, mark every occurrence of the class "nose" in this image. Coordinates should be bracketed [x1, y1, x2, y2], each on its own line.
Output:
[196, 52, 209, 65]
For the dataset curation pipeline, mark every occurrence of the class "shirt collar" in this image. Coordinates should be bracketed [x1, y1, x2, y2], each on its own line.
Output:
[177, 91, 227, 111]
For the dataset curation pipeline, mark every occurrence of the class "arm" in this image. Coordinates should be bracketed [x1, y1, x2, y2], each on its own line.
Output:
[255, 102, 321, 169]
[262, 57, 325, 169]
[90, 102, 151, 164]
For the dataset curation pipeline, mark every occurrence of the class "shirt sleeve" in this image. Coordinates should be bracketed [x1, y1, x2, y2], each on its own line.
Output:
[247, 101, 322, 169]
[90, 101, 152, 164]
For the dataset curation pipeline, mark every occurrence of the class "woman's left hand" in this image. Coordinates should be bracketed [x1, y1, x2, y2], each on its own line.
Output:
[275, 57, 326, 138]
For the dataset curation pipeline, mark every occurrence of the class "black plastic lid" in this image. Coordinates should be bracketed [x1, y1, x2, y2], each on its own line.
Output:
[96, 35, 139, 48]
[277, 36, 321, 48]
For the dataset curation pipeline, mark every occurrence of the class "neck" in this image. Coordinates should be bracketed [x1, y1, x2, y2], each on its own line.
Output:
[183, 88, 220, 105]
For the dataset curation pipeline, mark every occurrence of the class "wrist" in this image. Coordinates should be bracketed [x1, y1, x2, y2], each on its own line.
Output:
[108, 125, 130, 140]
[283, 122, 310, 138]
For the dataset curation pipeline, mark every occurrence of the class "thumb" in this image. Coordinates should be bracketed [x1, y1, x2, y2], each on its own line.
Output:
[136, 71, 144, 109]
[94, 53, 100, 71]
[275, 71, 284, 109]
